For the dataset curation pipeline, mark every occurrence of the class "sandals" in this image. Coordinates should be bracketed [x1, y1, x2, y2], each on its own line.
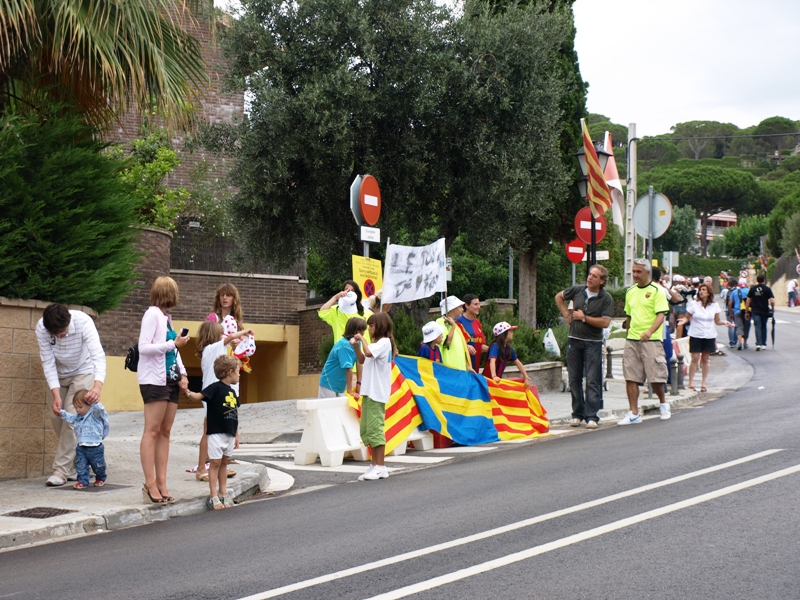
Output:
[688, 386, 696, 391]
[73, 482, 87, 490]
[195, 472, 209, 482]
[700, 387, 708, 392]
[93, 479, 106, 487]
[227, 469, 236, 479]
[207, 496, 224, 511]
[142, 484, 167, 504]
[220, 493, 234, 508]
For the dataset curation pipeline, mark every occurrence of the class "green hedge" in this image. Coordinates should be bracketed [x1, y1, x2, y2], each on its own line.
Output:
[0, 108, 139, 312]
[660, 255, 743, 278]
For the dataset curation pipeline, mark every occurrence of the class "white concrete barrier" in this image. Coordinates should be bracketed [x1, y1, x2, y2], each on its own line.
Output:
[386, 427, 434, 456]
[294, 397, 369, 467]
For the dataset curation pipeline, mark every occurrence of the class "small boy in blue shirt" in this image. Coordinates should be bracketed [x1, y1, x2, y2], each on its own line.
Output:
[417, 321, 444, 363]
[59, 389, 109, 489]
[319, 317, 367, 397]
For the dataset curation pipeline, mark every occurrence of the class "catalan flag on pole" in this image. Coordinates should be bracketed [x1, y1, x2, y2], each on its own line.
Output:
[581, 118, 612, 219]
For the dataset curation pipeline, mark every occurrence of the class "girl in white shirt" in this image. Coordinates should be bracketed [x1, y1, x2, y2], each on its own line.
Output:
[683, 284, 733, 392]
[352, 312, 397, 481]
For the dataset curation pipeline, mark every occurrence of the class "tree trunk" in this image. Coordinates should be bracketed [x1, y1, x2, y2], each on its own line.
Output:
[518, 249, 538, 327]
[700, 210, 709, 257]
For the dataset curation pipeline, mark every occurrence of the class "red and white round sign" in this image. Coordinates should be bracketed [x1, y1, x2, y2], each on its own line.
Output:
[574, 206, 607, 245]
[565, 239, 585, 264]
[359, 175, 381, 226]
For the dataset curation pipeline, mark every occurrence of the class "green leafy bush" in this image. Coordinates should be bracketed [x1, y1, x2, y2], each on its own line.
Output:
[668, 255, 742, 277]
[113, 128, 189, 232]
[0, 108, 139, 312]
[316, 334, 334, 365]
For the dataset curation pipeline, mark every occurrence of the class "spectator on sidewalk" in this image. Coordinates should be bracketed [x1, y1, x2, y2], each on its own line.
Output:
[787, 278, 797, 307]
[652, 267, 682, 384]
[747, 274, 775, 351]
[729, 279, 751, 350]
[36, 303, 106, 487]
[436, 296, 473, 372]
[59, 389, 109, 489]
[417, 321, 444, 363]
[456, 294, 488, 372]
[319, 318, 367, 397]
[555, 264, 613, 429]
[681, 283, 733, 392]
[725, 277, 738, 348]
[618, 258, 671, 425]
[317, 280, 371, 340]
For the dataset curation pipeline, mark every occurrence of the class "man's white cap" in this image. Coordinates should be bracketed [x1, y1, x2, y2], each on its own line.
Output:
[439, 295, 464, 315]
[422, 321, 444, 344]
[338, 291, 358, 315]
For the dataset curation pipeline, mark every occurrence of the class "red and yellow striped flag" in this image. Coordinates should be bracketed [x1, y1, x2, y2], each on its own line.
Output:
[581, 118, 612, 219]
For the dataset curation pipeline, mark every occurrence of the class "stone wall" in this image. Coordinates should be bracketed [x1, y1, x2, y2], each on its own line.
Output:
[0, 299, 97, 480]
[170, 271, 307, 326]
[96, 227, 173, 357]
[298, 305, 331, 375]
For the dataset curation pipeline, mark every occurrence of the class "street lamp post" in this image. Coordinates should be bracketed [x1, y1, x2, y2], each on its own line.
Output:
[574, 143, 613, 268]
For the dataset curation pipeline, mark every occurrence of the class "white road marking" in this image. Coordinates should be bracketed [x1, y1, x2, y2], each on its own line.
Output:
[368, 462, 800, 600]
[257, 460, 380, 474]
[426, 447, 498, 453]
[383, 456, 452, 464]
[775, 319, 790, 324]
[236, 449, 781, 600]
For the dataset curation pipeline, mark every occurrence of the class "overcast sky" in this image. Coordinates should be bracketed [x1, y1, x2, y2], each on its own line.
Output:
[573, 0, 800, 137]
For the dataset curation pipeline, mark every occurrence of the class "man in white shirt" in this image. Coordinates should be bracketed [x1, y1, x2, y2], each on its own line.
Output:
[787, 278, 797, 307]
[36, 304, 106, 486]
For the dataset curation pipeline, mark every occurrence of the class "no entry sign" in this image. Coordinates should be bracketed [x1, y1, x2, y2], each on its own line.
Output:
[359, 175, 381, 226]
[574, 206, 607, 245]
[566, 239, 585, 264]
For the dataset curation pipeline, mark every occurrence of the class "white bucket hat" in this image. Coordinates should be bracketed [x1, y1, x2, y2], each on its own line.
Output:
[439, 295, 464, 315]
[338, 291, 358, 315]
[422, 321, 444, 344]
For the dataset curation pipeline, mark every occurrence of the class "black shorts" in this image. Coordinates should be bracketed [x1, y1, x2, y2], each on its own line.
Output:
[689, 337, 716, 354]
[140, 382, 180, 404]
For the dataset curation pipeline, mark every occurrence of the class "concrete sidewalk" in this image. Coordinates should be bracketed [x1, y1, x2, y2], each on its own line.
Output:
[0, 349, 752, 552]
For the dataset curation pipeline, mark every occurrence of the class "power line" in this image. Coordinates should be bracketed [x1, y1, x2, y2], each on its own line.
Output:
[644, 132, 800, 142]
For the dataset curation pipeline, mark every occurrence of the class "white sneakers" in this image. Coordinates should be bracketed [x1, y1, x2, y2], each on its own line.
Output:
[358, 465, 389, 481]
[585, 421, 598, 430]
[570, 418, 581, 427]
[616, 412, 642, 425]
[617, 404, 671, 425]
[46, 474, 66, 486]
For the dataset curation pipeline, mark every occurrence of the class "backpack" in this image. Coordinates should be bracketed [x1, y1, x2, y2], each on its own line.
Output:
[732, 289, 746, 311]
[124, 344, 139, 372]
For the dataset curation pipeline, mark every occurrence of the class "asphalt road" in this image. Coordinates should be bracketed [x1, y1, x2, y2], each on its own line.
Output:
[2, 321, 799, 600]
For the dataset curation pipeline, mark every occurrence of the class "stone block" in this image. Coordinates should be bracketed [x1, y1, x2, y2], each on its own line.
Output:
[0, 307, 30, 329]
[0, 328, 12, 352]
[0, 403, 23, 428]
[44, 452, 55, 469]
[26, 453, 44, 477]
[27, 404, 47, 428]
[0, 453, 27, 479]
[11, 378, 47, 404]
[29, 360, 45, 381]
[30, 308, 44, 328]
[0, 430, 9, 453]
[1, 353, 30, 378]
[0, 378, 10, 403]
[11, 429, 45, 454]
[12, 329, 38, 354]
[44, 429, 59, 453]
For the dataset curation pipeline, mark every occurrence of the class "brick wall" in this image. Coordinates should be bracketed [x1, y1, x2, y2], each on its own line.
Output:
[104, 10, 244, 189]
[0, 299, 97, 480]
[298, 305, 332, 375]
[170, 271, 307, 325]
[96, 227, 173, 357]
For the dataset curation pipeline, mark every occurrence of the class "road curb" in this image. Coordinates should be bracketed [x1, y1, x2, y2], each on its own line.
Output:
[0, 463, 268, 552]
[548, 391, 699, 427]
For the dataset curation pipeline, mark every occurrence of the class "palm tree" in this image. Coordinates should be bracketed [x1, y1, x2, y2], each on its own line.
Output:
[0, 0, 210, 127]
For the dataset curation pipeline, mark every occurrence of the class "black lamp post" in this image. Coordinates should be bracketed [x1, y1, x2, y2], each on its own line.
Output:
[574, 143, 613, 267]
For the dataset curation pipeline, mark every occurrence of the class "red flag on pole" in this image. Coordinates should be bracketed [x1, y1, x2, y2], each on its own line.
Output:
[581, 118, 612, 219]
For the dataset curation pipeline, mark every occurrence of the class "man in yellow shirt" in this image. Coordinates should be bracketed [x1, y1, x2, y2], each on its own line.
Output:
[618, 258, 671, 425]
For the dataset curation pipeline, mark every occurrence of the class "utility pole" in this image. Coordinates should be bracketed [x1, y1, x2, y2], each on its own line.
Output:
[625, 123, 637, 286]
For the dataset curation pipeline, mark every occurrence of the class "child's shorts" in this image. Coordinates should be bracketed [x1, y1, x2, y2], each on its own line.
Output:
[207, 433, 235, 459]
[359, 395, 386, 448]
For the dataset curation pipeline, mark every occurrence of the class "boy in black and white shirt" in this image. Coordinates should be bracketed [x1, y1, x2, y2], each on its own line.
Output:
[186, 355, 240, 510]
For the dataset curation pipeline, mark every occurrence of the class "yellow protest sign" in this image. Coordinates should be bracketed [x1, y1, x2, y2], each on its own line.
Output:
[352, 255, 383, 299]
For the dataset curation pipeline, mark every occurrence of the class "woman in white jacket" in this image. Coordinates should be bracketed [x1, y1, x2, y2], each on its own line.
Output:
[138, 277, 190, 503]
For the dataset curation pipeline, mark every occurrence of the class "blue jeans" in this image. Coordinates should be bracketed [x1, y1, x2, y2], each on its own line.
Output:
[753, 312, 769, 347]
[662, 324, 674, 384]
[567, 338, 603, 423]
[75, 444, 106, 486]
[727, 314, 738, 346]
